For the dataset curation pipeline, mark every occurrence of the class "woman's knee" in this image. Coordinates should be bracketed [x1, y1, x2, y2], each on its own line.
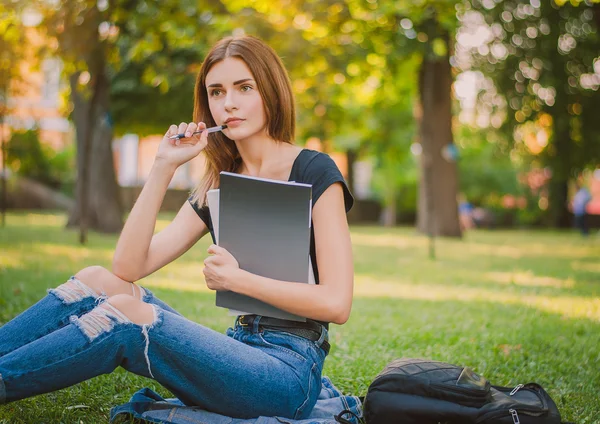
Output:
[105, 294, 156, 325]
[50, 268, 104, 304]
[74, 294, 156, 342]
[72, 266, 144, 299]
[75, 266, 126, 296]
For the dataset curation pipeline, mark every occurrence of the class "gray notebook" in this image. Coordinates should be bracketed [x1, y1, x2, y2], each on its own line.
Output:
[216, 171, 312, 321]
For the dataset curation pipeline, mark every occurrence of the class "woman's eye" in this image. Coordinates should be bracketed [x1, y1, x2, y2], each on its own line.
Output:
[241, 85, 253, 92]
[210, 89, 222, 96]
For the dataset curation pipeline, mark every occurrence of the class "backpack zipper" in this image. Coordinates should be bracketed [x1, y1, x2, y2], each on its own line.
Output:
[510, 384, 524, 396]
[476, 401, 546, 424]
[477, 406, 546, 423]
[510, 409, 520, 424]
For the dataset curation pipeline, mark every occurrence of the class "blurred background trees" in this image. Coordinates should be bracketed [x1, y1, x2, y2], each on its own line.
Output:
[1, 0, 599, 237]
[464, 0, 600, 228]
[0, 2, 26, 226]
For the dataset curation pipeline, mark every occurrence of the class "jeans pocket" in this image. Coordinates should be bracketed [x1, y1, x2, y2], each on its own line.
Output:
[293, 362, 321, 420]
[257, 331, 308, 363]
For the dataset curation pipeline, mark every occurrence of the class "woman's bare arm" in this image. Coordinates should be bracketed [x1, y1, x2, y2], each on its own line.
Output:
[211, 182, 354, 324]
[112, 162, 209, 282]
[112, 122, 210, 282]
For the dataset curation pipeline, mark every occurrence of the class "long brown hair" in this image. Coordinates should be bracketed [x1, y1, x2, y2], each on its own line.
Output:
[189, 35, 296, 206]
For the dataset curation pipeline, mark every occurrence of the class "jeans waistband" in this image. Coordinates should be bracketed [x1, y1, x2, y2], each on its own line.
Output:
[236, 315, 330, 354]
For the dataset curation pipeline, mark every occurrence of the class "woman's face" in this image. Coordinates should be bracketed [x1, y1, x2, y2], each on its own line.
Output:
[205, 57, 267, 142]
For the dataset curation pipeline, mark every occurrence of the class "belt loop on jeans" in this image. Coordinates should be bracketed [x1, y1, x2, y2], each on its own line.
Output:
[316, 324, 327, 347]
[252, 315, 262, 333]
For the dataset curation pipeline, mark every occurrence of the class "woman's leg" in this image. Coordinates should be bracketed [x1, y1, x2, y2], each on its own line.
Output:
[0, 275, 102, 358]
[0, 266, 180, 357]
[0, 295, 321, 420]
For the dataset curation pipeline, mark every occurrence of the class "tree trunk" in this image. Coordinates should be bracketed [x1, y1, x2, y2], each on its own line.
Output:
[416, 38, 461, 238]
[545, 3, 573, 229]
[548, 177, 569, 227]
[381, 201, 397, 227]
[67, 71, 123, 233]
[0, 84, 6, 227]
[547, 124, 571, 228]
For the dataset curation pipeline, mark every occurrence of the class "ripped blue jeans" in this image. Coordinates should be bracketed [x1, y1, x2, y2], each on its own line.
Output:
[0, 276, 328, 419]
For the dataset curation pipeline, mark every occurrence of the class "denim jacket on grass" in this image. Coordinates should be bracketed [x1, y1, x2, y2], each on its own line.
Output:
[110, 376, 363, 424]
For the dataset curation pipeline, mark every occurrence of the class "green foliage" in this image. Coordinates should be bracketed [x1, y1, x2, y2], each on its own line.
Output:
[368, 115, 419, 214]
[50, 143, 77, 196]
[457, 126, 523, 204]
[6, 129, 75, 191]
[110, 59, 198, 136]
[365, 51, 420, 214]
[0, 2, 25, 107]
[33, 0, 563, 229]
[108, 1, 220, 135]
[32, 0, 467, 213]
[465, 0, 600, 224]
[36, 0, 222, 134]
[6, 129, 52, 183]
[455, 126, 555, 227]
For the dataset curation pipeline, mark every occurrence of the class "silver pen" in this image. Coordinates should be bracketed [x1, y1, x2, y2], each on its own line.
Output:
[168, 124, 228, 140]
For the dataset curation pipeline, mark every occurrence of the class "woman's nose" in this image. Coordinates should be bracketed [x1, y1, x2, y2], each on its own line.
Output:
[224, 92, 238, 111]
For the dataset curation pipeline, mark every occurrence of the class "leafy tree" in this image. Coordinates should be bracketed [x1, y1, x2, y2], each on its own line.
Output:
[343, 1, 464, 237]
[5, 129, 74, 190]
[25, 0, 468, 239]
[6, 129, 52, 184]
[466, 0, 600, 227]
[0, 4, 23, 105]
[38, 0, 124, 240]
[231, 0, 463, 236]
[33, 0, 227, 240]
[0, 2, 26, 226]
[109, 1, 230, 135]
[456, 126, 523, 205]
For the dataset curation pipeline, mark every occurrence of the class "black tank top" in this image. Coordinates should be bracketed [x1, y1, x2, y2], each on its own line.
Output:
[189, 149, 354, 327]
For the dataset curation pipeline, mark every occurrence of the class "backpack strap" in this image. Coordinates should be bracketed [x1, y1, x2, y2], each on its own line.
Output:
[335, 409, 365, 424]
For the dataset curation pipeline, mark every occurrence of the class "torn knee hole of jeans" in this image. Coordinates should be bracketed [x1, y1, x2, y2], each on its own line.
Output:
[72, 303, 159, 379]
[71, 303, 131, 341]
[50, 277, 107, 304]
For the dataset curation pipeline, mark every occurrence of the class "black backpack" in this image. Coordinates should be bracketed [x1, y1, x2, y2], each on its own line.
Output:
[352, 358, 571, 424]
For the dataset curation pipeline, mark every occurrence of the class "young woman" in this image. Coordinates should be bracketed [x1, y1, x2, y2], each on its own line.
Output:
[0, 35, 354, 420]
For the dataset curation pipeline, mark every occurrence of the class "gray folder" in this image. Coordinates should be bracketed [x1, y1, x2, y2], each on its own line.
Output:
[216, 171, 312, 321]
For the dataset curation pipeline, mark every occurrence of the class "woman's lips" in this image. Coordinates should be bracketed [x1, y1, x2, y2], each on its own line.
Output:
[225, 119, 244, 128]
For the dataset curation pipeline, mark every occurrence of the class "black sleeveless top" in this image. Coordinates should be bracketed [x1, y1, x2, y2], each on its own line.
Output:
[189, 149, 354, 326]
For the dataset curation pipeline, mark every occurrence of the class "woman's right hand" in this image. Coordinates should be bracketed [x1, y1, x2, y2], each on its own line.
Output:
[155, 122, 209, 169]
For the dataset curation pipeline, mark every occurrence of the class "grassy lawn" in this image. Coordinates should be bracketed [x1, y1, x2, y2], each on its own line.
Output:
[1, 211, 599, 423]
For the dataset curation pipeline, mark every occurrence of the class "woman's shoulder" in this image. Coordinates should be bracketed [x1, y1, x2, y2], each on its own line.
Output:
[295, 149, 340, 179]
[295, 149, 354, 212]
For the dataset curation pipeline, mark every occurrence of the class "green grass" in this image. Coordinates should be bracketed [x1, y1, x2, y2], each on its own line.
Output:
[1, 211, 599, 423]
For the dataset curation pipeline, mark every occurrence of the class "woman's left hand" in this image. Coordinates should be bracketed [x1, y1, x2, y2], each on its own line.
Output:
[203, 245, 240, 291]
